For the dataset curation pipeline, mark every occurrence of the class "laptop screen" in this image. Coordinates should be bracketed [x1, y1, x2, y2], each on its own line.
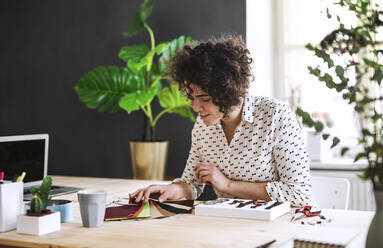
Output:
[0, 134, 48, 185]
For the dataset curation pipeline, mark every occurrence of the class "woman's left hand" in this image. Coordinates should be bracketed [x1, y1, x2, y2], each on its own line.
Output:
[194, 162, 231, 193]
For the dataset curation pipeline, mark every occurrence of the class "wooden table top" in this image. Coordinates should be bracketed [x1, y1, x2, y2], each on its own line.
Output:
[0, 176, 375, 248]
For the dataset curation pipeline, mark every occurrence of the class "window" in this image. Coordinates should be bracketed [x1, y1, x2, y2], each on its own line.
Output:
[247, 0, 382, 159]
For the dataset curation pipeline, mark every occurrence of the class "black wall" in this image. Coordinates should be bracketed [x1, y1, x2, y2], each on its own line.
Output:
[0, 0, 246, 180]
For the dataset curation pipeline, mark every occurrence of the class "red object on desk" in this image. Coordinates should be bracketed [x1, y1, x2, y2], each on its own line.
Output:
[291, 205, 321, 222]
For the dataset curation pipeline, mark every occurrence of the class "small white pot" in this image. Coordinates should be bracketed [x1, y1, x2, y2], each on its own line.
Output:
[17, 211, 60, 235]
[306, 130, 332, 161]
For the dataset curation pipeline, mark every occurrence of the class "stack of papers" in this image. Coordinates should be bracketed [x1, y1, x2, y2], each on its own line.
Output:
[195, 198, 290, 221]
[293, 227, 360, 248]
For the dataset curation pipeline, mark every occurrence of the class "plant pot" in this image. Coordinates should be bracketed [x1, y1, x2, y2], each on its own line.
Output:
[0, 181, 24, 232]
[129, 140, 169, 180]
[16, 210, 60, 235]
[306, 130, 331, 161]
[47, 199, 72, 223]
[25, 200, 72, 223]
[366, 190, 383, 247]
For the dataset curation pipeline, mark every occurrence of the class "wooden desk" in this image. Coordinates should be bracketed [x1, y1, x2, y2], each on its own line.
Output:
[0, 176, 375, 248]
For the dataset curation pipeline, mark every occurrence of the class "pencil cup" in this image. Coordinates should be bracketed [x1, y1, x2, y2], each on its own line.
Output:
[0, 181, 24, 232]
[77, 190, 106, 228]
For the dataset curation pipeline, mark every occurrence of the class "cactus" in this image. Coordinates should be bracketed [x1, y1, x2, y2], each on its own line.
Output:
[29, 176, 52, 213]
[30, 195, 44, 213]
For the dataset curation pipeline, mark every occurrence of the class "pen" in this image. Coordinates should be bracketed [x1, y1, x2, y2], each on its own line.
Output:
[17, 171, 26, 182]
[256, 239, 276, 248]
[265, 201, 283, 210]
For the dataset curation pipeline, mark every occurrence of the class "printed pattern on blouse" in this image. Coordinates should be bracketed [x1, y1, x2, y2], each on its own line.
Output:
[173, 95, 316, 207]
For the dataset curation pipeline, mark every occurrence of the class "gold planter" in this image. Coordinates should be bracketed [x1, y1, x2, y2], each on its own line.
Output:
[129, 141, 169, 180]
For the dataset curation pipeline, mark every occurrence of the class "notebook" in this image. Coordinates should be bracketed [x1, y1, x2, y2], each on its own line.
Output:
[0, 134, 82, 200]
[293, 227, 360, 248]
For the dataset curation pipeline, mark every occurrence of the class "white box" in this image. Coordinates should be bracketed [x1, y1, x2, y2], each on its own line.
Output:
[0, 181, 24, 232]
[17, 211, 60, 235]
[195, 199, 290, 221]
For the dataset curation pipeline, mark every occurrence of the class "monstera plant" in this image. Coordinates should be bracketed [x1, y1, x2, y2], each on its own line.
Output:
[74, 0, 195, 180]
[74, 0, 194, 141]
[297, 0, 383, 246]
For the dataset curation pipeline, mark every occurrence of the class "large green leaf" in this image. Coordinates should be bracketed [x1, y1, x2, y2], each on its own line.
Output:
[158, 36, 193, 74]
[123, 0, 154, 37]
[137, 84, 159, 106]
[155, 42, 169, 55]
[145, 42, 169, 71]
[119, 74, 161, 113]
[158, 84, 195, 121]
[118, 45, 150, 63]
[74, 66, 136, 112]
[118, 45, 150, 73]
[128, 60, 147, 74]
[120, 43, 169, 73]
[119, 93, 139, 114]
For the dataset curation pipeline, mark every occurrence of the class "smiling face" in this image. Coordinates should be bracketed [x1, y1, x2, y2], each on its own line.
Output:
[188, 84, 223, 126]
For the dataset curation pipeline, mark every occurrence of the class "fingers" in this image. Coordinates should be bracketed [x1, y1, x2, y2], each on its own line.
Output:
[193, 162, 211, 171]
[198, 170, 210, 183]
[130, 188, 143, 198]
[194, 162, 212, 179]
[194, 162, 219, 185]
[158, 189, 171, 203]
[134, 190, 144, 203]
[143, 185, 162, 203]
[131, 185, 170, 203]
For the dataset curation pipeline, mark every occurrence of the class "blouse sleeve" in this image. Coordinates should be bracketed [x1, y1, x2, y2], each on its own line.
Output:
[172, 118, 205, 199]
[265, 103, 316, 207]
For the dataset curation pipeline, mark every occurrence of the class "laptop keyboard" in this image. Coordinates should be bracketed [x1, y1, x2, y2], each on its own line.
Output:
[24, 185, 82, 201]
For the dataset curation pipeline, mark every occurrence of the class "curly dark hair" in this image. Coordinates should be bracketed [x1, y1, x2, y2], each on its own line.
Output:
[169, 34, 253, 117]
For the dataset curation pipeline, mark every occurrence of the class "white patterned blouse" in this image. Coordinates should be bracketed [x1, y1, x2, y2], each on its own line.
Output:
[173, 95, 316, 207]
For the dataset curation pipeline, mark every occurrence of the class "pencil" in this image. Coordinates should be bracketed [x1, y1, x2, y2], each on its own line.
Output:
[17, 171, 26, 182]
[256, 239, 276, 248]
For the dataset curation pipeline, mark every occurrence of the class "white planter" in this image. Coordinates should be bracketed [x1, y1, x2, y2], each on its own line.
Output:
[306, 131, 332, 161]
[17, 211, 60, 235]
[0, 181, 24, 232]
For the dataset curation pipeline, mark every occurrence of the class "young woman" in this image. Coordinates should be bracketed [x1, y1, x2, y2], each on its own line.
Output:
[131, 35, 316, 207]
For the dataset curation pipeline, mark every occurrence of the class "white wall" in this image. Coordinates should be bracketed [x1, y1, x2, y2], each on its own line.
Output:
[246, 0, 273, 97]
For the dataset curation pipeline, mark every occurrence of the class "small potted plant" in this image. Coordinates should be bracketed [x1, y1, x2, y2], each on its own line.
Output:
[17, 176, 61, 235]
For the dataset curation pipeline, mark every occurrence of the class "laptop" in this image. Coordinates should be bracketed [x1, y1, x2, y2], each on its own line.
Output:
[0, 134, 82, 201]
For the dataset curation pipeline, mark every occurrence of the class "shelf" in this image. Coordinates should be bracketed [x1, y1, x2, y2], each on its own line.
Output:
[310, 159, 368, 171]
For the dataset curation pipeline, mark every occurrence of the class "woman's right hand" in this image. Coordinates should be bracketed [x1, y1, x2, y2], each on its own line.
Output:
[130, 183, 186, 203]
